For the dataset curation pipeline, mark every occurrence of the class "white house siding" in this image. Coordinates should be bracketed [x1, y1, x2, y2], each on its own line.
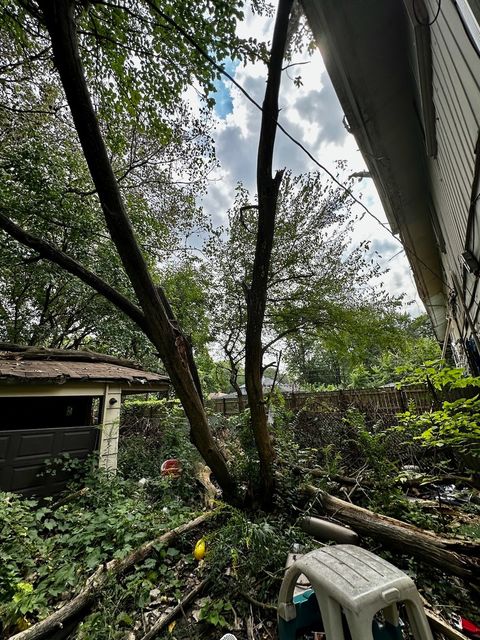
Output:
[421, 0, 480, 350]
[301, 0, 480, 362]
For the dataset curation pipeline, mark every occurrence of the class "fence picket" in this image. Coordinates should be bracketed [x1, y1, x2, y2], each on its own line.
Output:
[209, 385, 472, 417]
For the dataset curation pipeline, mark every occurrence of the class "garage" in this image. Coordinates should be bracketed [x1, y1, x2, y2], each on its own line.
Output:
[0, 344, 170, 495]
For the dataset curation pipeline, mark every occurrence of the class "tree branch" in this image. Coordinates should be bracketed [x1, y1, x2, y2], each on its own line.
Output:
[0, 210, 149, 335]
[262, 325, 303, 354]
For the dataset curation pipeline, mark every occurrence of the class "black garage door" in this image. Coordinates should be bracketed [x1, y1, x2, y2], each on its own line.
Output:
[0, 426, 99, 496]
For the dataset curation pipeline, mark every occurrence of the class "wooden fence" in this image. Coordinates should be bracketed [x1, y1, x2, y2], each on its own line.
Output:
[209, 386, 470, 417]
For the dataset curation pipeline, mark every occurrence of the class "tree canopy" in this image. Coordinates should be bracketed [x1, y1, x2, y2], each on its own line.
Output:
[0, 0, 439, 506]
[207, 169, 401, 394]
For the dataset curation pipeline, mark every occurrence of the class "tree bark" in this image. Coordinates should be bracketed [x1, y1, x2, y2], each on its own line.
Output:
[7, 512, 213, 640]
[304, 486, 480, 579]
[139, 579, 209, 640]
[227, 351, 245, 413]
[306, 468, 480, 491]
[0, 214, 148, 333]
[244, 0, 293, 508]
[34, 0, 237, 500]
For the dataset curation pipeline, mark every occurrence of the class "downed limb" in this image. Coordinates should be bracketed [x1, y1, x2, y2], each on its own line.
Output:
[304, 486, 480, 579]
[239, 591, 277, 611]
[420, 596, 470, 640]
[306, 468, 480, 491]
[139, 578, 208, 640]
[51, 487, 89, 510]
[8, 512, 214, 640]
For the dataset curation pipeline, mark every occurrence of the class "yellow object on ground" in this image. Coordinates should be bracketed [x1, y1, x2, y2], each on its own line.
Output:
[194, 538, 206, 560]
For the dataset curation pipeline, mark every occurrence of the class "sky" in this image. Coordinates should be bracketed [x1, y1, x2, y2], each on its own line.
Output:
[200, 7, 425, 316]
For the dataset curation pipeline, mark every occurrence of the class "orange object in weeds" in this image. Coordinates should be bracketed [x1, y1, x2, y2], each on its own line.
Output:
[161, 459, 182, 477]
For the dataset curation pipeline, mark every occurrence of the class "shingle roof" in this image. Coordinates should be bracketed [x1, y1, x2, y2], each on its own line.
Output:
[0, 345, 169, 387]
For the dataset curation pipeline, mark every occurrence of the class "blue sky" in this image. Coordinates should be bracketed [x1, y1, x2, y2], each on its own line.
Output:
[211, 59, 239, 118]
[202, 11, 424, 315]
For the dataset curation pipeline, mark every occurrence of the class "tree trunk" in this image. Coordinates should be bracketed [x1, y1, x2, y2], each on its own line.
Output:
[305, 486, 480, 579]
[232, 376, 246, 413]
[37, 0, 237, 500]
[227, 352, 245, 412]
[244, 0, 293, 508]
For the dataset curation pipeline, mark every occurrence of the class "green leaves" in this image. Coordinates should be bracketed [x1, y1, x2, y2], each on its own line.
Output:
[395, 361, 480, 459]
[198, 597, 233, 628]
[0, 471, 201, 632]
[209, 169, 390, 380]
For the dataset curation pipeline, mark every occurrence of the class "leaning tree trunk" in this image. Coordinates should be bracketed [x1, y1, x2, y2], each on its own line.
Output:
[305, 486, 480, 580]
[244, 0, 293, 508]
[37, 0, 237, 500]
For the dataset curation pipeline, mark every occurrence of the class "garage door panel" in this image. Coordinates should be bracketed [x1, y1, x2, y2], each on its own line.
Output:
[0, 434, 10, 462]
[0, 426, 98, 495]
[11, 464, 47, 491]
[17, 432, 56, 457]
[60, 428, 98, 450]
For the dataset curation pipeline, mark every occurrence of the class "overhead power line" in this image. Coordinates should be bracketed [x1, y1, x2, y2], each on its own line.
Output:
[147, 1, 454, 295]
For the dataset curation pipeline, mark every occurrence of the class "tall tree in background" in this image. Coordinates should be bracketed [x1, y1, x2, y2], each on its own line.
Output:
[209, 171, 394, 404]
[285, 312, 441, 389]
[0, 0, 296, 506]
[0, 85, 211, 357]
[0, 0, 259, 501]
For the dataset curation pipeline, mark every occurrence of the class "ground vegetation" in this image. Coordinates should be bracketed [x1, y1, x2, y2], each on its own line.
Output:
[1, 383, 479, 638]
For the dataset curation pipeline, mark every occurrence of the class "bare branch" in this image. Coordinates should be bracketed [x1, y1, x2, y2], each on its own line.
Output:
[239, 205, 258, 235]
[281, 60, 310, 71]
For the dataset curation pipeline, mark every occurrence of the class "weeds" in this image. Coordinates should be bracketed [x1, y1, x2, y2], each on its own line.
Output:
[0, 465, 196, 636]
[1, 386, 479, 638]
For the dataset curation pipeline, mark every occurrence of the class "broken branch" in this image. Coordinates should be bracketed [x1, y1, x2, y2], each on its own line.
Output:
[139, 579, 209, 640]
[8, 512, 215, 640]
[304, 486, 480, 579]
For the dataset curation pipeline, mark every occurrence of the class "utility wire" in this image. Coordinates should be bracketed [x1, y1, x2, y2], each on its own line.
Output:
[413, 0, 442, 27]
[147, 1, 454, 294]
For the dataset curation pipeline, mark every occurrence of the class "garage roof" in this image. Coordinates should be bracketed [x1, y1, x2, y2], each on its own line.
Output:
[0, 344, 169, 388]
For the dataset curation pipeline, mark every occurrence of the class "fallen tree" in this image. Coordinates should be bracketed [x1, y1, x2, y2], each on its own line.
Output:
[306, 467, 480, 491]
[8, 512, 214, 640]
[139, 579, 209, 640]
[304, 486, 480, 580]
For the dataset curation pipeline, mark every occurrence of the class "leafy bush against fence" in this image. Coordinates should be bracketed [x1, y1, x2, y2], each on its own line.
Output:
[395, 361, 480, 467]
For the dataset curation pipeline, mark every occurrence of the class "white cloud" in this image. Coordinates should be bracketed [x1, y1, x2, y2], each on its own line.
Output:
[200, 8, 425, 315]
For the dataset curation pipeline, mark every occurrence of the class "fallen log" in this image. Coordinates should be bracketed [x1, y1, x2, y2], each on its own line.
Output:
[304, 486, 480, 580]
[139, 578, 208, 640]
[307, 468, 480, 491]
[420, 596, 470, 640]
[8, 512, 214, 640]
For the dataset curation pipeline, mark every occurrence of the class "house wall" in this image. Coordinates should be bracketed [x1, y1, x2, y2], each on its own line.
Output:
[407, 0, 480, 366]
[301, 0, 480, 365]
